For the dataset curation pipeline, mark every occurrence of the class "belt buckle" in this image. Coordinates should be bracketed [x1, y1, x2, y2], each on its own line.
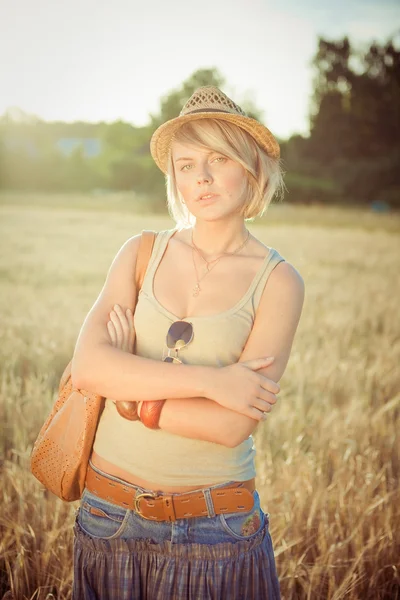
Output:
[134, 492, 157, 520]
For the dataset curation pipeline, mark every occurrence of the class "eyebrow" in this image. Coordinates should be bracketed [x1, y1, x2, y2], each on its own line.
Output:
[174, 151, 218, 163]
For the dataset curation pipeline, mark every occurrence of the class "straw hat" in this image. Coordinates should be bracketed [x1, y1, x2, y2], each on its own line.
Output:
[150, 85, 280, 173]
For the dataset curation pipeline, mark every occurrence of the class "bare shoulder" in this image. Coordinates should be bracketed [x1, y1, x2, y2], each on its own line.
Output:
[249, 234, 305, 299]
[255, 257, 305, 335]
[110, 233, 142, 270]
[83, 232, 143, 321]
[267, 259, 305, 299]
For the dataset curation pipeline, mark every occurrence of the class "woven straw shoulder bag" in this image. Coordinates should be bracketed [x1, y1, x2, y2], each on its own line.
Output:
[30, 230, 157, 501]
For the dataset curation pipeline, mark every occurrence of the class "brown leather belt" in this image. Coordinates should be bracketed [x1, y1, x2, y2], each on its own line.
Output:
[85, 463, 255, 522]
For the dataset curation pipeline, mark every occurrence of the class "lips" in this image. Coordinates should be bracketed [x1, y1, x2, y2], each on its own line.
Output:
[197, 192, 218, 201]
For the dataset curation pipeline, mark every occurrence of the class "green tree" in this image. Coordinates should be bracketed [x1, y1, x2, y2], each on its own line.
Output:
[305, 35, 400, 205]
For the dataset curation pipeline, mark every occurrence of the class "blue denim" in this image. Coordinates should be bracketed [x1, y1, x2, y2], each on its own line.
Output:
[76, 460, 269, 545]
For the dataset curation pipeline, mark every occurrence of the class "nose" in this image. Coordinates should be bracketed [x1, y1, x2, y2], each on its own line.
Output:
[197, 165, 213, 185]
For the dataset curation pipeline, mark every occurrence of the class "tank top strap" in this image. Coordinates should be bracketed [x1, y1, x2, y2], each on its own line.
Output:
[251, 248, 286, 313]
[139, 229, 175, 295]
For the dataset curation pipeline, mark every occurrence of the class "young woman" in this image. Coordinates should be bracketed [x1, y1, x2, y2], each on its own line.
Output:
[71, 86, 305, 599]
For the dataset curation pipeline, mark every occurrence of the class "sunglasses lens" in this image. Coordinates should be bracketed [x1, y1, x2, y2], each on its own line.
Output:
[166, 321, 193, 349]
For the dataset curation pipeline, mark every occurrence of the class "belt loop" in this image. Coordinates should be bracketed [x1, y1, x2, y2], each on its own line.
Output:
[202, 488, 216, 518]
[163, 495, 176, 522]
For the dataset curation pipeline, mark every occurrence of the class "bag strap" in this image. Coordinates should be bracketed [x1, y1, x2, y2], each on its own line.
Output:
[135, 230, 157, 291]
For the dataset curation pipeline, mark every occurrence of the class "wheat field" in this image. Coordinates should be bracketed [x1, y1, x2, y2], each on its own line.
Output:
[0, 193, 399, 599]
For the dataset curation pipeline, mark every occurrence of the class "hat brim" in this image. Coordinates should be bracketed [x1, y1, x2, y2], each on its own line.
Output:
[150, 112, 280, 174]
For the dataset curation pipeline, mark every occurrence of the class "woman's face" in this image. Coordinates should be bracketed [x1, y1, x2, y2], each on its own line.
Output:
[171, 141, 248, 222]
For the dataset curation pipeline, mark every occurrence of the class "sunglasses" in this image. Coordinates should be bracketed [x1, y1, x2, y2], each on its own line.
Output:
[163, 321, 194, 364]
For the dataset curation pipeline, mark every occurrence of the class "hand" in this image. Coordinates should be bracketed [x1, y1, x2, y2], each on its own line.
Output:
[107, 304, 138, 420]
[107, 304, 135, 353]
[206, 357, 280, 421]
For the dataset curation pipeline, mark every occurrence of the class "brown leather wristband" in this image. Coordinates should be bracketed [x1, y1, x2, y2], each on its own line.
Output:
[140, 399, 166, 429]
[115, 401, 140, 421]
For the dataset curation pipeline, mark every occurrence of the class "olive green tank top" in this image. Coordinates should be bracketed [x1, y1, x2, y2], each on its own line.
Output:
[93, 228, 286, 485]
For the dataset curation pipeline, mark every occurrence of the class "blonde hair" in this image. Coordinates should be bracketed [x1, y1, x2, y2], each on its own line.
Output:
[165, 118, 285, 228]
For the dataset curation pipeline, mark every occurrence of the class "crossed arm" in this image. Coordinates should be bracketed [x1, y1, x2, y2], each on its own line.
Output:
[108, 261, 305, 448]
[72, 236, 304, 448]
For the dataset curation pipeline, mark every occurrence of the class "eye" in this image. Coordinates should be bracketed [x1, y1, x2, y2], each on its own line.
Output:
[181, 164, 193, 171]
[213, 156, 226, 164]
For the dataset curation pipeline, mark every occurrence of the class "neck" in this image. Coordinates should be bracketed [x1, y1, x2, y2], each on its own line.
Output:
[191, 218, 248, 259]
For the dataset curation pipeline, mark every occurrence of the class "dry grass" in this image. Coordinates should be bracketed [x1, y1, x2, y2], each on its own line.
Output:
[0, 194, 399, 599]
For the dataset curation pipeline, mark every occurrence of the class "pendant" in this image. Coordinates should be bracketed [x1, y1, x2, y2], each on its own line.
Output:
[193, 283, 201, 297]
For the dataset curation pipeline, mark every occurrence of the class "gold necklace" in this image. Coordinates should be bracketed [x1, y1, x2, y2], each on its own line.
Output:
[192, 229, 250, 267]
[191, 241, 223, 272]
[191, 230, 250, 297]
[193, 249, 220, 272]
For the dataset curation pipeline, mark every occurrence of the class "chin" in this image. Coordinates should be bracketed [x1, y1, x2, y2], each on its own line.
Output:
[193, 209, 227, 222]
[192, 205, 232, 219]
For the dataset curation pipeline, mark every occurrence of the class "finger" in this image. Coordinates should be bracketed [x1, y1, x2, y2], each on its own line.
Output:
[107, 320, 117, 346]
[252, 397, 274, 413]
[246, 406, 269, 421]
[110, 310, 124, 346]
[241, 357, 275, 371]
[114, 304, 129, 326]
[258, 376, 280, 395]
[114, 304, 130, 333]
[126, 308, 135, 353]
[114, 304, 132, 351]
[126, 307, 134, 329]
[256, 388, 278, 405]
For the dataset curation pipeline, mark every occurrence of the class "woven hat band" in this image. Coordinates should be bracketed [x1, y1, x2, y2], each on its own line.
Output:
[183, 108, 238, 116]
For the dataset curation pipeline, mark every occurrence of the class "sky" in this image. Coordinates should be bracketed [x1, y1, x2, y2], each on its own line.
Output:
[0, 0, 399, 139]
